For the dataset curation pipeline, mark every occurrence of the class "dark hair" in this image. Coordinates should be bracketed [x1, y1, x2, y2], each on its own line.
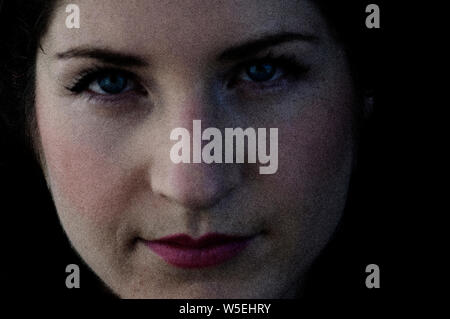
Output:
[0, 0, 384, 299]
[1, 0, 56, 160]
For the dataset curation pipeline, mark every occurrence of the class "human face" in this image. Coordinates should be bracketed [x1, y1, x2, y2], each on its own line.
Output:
[35, 0, 357, 298]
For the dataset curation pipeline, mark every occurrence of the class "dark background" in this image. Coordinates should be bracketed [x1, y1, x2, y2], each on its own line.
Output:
[0, 1, 428, 306]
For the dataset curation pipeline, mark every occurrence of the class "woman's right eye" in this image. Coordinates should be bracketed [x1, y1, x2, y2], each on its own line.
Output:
[88, 73, 134, 95]
[67, 68, 142, 97]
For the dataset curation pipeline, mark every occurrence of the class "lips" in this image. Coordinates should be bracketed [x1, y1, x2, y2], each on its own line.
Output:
[144, 233, 253, 268]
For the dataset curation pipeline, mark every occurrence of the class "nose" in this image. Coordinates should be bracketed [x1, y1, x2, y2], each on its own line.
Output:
[151, 161, 240, 210]
[148, 83, 242, 210]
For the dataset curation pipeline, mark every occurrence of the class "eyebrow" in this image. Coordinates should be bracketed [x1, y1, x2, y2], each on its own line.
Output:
[218, 32, 318, 61]
[54, 32, 317, 66]
[55, 47, 149, 67]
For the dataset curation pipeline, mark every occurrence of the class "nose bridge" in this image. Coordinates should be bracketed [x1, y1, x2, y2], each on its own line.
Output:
[161, 69, 216, 125]
[148, 76, 241, 210]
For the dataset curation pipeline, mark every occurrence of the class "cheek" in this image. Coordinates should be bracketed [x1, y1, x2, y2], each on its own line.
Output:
[279, 105, 355, 194]
[37, 110, 136, 222]
[265, 101, 355, 266]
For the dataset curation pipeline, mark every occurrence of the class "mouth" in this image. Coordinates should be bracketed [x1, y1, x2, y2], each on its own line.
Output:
[143, 233, 254, 269]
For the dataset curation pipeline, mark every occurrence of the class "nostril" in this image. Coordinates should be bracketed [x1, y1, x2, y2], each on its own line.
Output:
[178, 178, 235, 210]
[150, 162, 241, 210]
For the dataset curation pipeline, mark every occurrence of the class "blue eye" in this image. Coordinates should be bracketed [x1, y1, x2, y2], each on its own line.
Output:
[234, 54, 306, 87]
[67, 68, 140, 96]
[90, 73, 131, 95]
[245, 63, 277, 82]
[97, 74, 127, 94]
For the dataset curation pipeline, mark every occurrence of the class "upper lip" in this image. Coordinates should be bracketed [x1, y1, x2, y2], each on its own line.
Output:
[146, 233, 252, 249]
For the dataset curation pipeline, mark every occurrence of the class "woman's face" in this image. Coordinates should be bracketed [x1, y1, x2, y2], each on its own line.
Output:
[35, 0, 357, 298]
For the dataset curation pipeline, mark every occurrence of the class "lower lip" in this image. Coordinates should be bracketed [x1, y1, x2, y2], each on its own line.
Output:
[144, 238, 252, 269]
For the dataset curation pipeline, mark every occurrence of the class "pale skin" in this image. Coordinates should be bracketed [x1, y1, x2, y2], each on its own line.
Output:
[35, 0, 365, 298]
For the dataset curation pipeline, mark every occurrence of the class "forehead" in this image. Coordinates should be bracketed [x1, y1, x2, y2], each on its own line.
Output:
[43, 0, 328, 57]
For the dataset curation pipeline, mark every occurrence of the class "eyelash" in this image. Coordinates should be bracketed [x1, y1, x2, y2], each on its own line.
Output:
[66, 67, 141, 94]
[65, 53, 308, 102]
[228, 52, 308, 89]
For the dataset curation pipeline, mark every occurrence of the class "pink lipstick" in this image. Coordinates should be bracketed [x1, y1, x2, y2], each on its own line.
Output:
[144, 233, 252, 268]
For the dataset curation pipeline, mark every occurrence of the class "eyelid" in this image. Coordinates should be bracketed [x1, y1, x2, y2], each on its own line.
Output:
[88, 75, 136, 95]
[66, 66, 143, 94]
[227, 52, 308, 87]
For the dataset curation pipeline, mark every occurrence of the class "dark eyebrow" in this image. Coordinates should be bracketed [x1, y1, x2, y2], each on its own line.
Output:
[55, 47, 149, 67]
[218, 32, 318, 61]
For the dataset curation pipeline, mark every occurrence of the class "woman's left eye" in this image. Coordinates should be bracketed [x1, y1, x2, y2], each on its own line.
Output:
[242, 62, 282, 83]
[230, 55, 306, 88]
[89, 73, 134, 95]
